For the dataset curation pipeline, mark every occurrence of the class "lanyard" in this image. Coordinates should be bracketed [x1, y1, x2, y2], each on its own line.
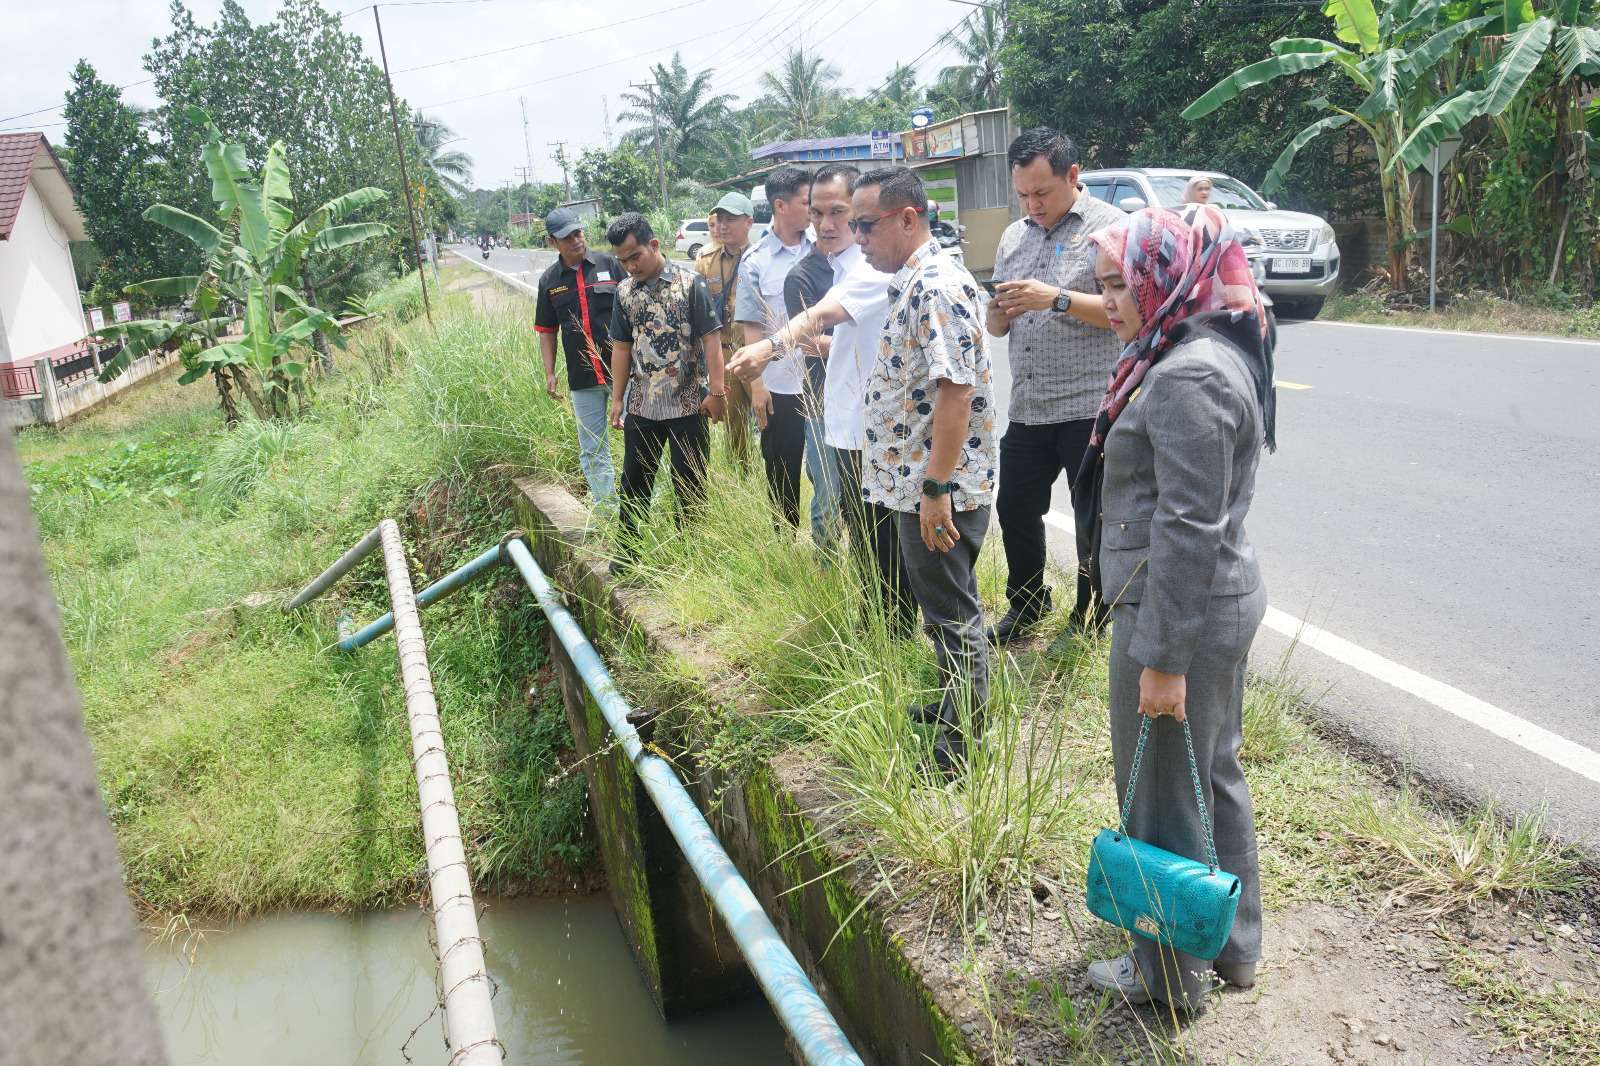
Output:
[571, 262, 607, 386]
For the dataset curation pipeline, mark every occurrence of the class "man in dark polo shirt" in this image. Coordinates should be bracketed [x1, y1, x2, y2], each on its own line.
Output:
[535, 207, 624, 517]
[986, 128, 1124, 643]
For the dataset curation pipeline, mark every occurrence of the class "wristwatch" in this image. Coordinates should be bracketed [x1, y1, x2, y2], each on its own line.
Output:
[922, 478, 957, 497]
[1052, 289, 1072, 314]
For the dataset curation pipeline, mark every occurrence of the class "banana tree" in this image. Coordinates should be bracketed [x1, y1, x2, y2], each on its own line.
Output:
[1184, 0, 1519, 289]
[96, 111, 389, 420]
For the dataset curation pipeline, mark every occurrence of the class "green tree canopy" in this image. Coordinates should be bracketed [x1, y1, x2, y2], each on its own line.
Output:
[63, 60, 173, 304]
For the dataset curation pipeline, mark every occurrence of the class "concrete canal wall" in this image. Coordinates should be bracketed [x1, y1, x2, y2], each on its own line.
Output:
[514, 479, 972, 1066]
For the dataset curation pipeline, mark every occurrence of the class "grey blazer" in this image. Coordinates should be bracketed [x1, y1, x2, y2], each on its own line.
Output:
[1098, 334, 1264, 675]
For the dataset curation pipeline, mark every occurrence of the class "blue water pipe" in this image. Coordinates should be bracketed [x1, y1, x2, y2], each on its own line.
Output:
[330, 534, 865, 1066]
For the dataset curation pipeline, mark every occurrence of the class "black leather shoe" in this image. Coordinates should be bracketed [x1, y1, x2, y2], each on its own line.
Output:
[987, 592, 1053, 645]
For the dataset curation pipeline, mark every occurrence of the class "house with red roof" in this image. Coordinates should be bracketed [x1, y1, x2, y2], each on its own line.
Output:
[0, 132, 97, 421]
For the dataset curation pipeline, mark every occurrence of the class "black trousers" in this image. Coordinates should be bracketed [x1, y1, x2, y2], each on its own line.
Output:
[760, 391, 806, 529]
[619, 412, 710, 548]
[833, 448, 918, 635]
[996, 417, 1101, 619]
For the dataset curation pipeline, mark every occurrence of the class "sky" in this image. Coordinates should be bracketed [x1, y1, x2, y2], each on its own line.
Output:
[1, 0, 968, 192]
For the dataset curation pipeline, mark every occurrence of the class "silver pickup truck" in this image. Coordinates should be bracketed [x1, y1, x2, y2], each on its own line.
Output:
[1079, 167, 1340, 318]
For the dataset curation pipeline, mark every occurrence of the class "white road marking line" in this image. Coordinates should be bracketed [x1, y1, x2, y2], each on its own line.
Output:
[1296, 318, 1600, 349]
[1042, 507, 1600, 785]
[1274, 379, 1313, 390]
[1260, 607, 1600, 786]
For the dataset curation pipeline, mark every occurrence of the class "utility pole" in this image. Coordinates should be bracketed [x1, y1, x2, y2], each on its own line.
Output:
[373, 4, 432, 328]
[602, 95, 613, 150]
[547, 140, 571, 202]
[514, 166, 534, 230]
[519, 96, 537, 187]
[629, 80, 668, 212]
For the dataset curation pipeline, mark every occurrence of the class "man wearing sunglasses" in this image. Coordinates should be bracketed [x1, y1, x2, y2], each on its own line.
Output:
[853, 166, 997, 774]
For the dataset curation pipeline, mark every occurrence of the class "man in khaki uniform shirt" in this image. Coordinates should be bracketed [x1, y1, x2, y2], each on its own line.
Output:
[694, 191, 756, 465]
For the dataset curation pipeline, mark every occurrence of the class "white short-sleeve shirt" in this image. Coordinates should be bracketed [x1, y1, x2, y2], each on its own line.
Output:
[822, 244, 892, 451]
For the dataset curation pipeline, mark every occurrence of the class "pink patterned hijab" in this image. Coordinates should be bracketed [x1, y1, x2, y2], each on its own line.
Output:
[1085, 204, 1274, 451]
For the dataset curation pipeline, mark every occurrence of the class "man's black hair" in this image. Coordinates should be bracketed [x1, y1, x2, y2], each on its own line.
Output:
[606, 212, 654, 247]
[854, 166, 929, 215]
[1007, 127, 1080, 177]
[812, 163, 861, 192]
[766, 165, 812, 205]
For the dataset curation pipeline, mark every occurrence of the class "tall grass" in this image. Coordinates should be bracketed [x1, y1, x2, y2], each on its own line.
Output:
[19, 300, 594, 917]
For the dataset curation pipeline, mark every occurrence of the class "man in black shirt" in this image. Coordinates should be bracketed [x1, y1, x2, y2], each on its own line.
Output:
[535, 207, 624, 517]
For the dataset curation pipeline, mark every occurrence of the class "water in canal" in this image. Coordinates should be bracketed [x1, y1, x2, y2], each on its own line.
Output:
[146, 895, 791, 1064]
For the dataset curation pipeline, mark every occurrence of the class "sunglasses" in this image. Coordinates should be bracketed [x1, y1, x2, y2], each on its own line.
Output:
[849, 205, 926, 235]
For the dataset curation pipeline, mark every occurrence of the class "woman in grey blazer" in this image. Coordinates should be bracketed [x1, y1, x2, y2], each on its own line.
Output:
[1073, 205, 1278, 1011]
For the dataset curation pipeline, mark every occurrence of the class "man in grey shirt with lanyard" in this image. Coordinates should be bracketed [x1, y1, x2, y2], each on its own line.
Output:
[986, 128, 1125, 644]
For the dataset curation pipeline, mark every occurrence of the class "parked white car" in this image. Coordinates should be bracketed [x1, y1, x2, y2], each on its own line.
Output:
[674, 219, 710, 259]
[1079, 167, 1341, 317]
[674, 216, 771, 259]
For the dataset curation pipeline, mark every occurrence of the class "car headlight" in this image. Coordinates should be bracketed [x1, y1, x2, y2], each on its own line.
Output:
[1238, 225, 1264, 247]
[1318, 223, 1336, 247]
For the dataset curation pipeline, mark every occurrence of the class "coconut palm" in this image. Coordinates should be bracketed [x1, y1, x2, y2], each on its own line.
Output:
[412, 113, 473, 197]
[937, 6, 1004, 110]
[757, 48, 845, 140]
[618, 53, 735, 171]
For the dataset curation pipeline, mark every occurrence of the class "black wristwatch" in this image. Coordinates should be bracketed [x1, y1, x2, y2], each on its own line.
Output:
[922, 478, 957, 497]
[1052, 289, 1072, 314]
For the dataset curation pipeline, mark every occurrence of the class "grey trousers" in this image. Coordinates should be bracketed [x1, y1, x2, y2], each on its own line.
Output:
[898, 506, 990, 726]
[1109, 582, 1266, 1009]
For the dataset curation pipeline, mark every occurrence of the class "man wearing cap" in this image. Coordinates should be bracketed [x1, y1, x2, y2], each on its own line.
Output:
[535, 207, 625, 516]
[694, 192, 757, 466]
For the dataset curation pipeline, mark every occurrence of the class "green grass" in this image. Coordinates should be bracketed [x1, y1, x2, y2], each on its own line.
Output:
[19, 285, 593, 917]
[1323, 289, 1600, 338]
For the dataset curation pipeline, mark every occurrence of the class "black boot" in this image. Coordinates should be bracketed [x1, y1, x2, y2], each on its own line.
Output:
[986, 589, 1053, 645]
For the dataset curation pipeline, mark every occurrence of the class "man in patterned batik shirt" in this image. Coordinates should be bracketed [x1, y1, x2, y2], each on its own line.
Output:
[852, 166, 997, 775]
[605, 213, 727, 565]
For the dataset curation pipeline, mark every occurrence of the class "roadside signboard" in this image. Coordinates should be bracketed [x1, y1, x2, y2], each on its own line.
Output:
[113, 301, 132, 323]
[88, 307, 106, 331]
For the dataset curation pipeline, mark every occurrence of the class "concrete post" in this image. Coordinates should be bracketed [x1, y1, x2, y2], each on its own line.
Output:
[34, 357, 61, 425]
[90, 344, 102, 377]
[0, 428, 169, 1065]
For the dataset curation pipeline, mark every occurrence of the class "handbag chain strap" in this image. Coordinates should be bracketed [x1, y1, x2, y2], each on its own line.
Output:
[1118, 716, 1221, 873]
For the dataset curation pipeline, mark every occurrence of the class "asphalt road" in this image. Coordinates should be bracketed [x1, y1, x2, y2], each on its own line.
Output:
[1016, 318, 1600, 850]
[451, 246, 1600, 850]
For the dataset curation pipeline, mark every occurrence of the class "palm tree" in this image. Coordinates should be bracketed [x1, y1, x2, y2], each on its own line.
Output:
[412, 114, 473, 197]
[618, 53, 735, 173]
[757, 47, 845, 140]
[936, 6, 1004, 111]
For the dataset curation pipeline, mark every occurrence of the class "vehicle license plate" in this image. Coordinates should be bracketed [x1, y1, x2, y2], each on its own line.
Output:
[1271, 257, 1313, 275]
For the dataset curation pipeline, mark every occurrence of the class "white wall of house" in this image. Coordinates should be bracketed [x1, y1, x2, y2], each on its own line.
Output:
[0, 178, 86, 364]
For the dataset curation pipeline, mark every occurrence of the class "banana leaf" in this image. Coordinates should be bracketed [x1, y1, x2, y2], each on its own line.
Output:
[1356, 49, 1406, 119]
[1403, 16, 1496, 80]
[143, 206, 224, 256]
[1394, 88, 1488, 170]
[1184, 50, 1341, 120]
[1324, 0, 1381, 52]
[1479, 17, 1555, 116]
[124, 275, 202, 299]
[261, 141, 294, 234]
[1555, 26, 1600, 80]
[1262, 114, 1353, 195]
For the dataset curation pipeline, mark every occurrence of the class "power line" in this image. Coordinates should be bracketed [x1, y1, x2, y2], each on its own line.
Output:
[394, 0, 712, 74]
[416, 9, 770, 111]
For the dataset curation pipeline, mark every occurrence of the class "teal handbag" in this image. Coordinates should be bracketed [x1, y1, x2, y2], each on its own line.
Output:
[1084, 716, 1241, 961]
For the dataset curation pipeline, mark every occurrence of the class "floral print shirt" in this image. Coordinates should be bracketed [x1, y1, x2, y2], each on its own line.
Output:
[862, 238, 997, 514]
[608, 262, 721, 421]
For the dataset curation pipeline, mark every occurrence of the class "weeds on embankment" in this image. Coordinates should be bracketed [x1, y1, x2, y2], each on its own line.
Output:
[19, 277, 592, 917]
